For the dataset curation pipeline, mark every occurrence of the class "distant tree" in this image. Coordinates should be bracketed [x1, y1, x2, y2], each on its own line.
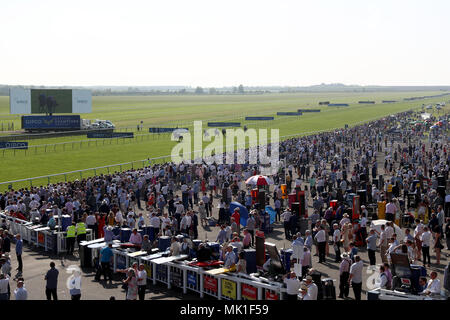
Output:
[195, 86, 204, 94]
[238, 84, 244, 94]
[232, 86, 237, 94]
[208, 88, 217, 95]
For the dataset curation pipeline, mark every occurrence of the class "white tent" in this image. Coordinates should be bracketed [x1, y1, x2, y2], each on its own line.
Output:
[370, 219, 404, 240]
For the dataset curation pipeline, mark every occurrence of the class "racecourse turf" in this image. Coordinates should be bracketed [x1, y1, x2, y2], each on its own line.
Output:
[0, 91, 448, 190]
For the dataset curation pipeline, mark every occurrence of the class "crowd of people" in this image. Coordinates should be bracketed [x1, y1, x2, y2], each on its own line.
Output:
[0, 107, 449, 300]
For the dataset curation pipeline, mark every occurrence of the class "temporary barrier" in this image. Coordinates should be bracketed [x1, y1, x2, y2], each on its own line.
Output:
[139, 253, 165, 282]
[168, 262, 186, 291]
[127, 251, 149, 268]
[184, 265, 203, 296]
[203, 273, 220, 299]
[221, 276, 238, 300]
[113, 249, 129, 272]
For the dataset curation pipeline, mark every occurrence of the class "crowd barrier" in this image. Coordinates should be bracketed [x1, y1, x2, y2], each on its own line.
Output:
[0, 211, 93, 254]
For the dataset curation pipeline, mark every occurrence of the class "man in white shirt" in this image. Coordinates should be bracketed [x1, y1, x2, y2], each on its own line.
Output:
[291, 233, 304, 265]
[281, 209, 292, 240]
[420, 226, 432, 266]
[385, 200, 397, 222]
[314, 225, 327, 263]
[304, 275, 318, 300]
[149, 213, 161, 236]
[137, 264, 147, 301]
[115, 211, 123, 226]
[422, 271, 441, 295]
[283, 271, 301, 301]
[348, 255, 364, 300]
[385, 222, 394, 240]
[333, 224, 342, 262]
[170, 237, 181, 256]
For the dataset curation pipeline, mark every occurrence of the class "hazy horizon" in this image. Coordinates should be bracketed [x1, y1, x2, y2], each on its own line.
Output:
[1, 0, 449, 87]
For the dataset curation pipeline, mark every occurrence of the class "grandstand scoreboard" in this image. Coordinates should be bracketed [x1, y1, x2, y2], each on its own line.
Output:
[9, 88, 92, 114]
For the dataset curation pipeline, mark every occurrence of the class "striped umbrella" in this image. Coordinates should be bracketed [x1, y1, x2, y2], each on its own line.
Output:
[245, 175, 274, 186]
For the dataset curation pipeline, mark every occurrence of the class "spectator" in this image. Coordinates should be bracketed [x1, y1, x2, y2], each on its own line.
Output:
[14, 279, 27, 300]
[348, 255, 363, 300]
[44, 261, 59, 300]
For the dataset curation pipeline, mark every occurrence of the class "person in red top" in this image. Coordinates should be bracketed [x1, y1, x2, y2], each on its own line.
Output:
[147, 193, 155, 209]
[232, 208, 240, 229]
[10, 210, 26, 221]
[98, 213, 106, 238]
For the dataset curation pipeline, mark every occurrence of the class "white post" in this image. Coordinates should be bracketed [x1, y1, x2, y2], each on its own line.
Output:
[183, 269, 187, 294]
[167, 265, 171, 289]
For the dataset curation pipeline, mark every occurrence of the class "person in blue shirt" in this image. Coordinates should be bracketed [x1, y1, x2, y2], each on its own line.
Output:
[100, 243, 114, 282]
[216, 225, 228, 245]
[349, 242, 358, 263]
[15, 234, 23, 275]
[47, 213, 56, 230]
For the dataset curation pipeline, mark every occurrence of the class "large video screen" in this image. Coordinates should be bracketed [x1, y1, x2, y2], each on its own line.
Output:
[10, 88, 92, 114]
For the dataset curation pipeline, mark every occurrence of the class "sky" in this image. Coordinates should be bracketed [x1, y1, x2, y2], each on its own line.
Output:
[1, 0, 449, 87]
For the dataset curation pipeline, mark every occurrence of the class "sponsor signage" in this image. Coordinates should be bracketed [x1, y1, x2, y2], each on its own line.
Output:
[241, 283, 257, 300]
[297, 109, 321, 113]
[276, 112, 302, 116]
[87, 132, 134, 138]
[221, 278, 237, 299]
[187, 272, 197, 287]
[328, 103, 349, 107]
[244, 116, 275, 120]
[149, 127, 189, 133]
[22, 115, 81, 129]
[358, 101, 375, 104]
[203, 276, 218, 292]
[0, 142, 28, 150]
[207, 122, 241, 127]
[265, 290, 279, 300]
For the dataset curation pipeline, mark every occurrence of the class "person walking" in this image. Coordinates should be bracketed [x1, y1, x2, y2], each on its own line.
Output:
[338, 253, 351, 299]
[348, 255, 363, 300]
[314, 225, 327, 263]
[420, 226, 432, 267]
[137, 264, 147, 301]
[66, 222, 76, 255]
[332, 224, 342, 262]
[68, 270, 82, 300]
[366, 229, 378, 267]
[15, 234, 23, 276]
[99, 243, 114, 282]
[281, 208, 292, 240]
[378, 224, 388, 264]
[123, 268, 138, 300]
[44, 261, 59, 300]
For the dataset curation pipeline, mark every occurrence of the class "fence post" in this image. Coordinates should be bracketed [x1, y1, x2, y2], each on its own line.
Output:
[64, 174, 67, 182]
[94, 169, 97, 176]
[80, 171, 82, 179]
[48, 176, 50, 184]
[29, 179, 32, 187]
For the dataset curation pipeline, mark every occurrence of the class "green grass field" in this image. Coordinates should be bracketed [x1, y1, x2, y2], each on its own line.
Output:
[0, 91, 448, 190]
